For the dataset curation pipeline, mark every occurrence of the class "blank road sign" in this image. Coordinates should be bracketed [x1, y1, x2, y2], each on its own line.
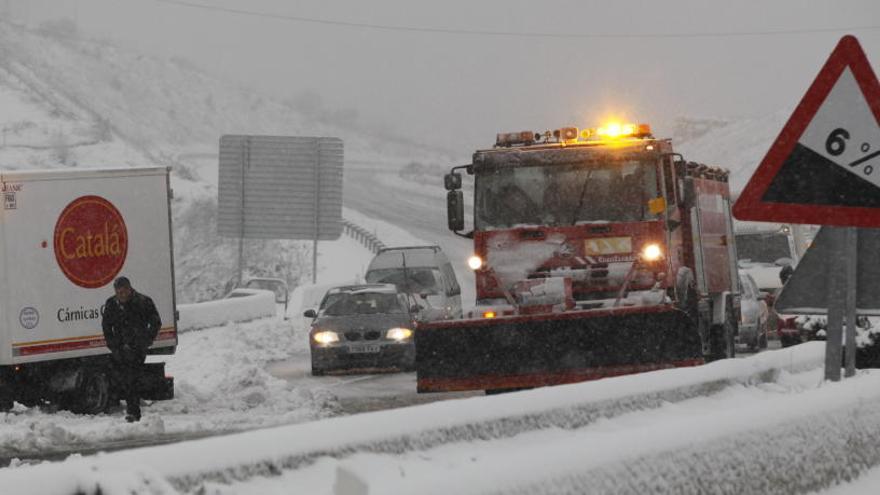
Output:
[218, 135, 343, 240]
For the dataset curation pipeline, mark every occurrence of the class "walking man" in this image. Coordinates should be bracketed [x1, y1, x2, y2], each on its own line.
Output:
[101, 276, 161, 422]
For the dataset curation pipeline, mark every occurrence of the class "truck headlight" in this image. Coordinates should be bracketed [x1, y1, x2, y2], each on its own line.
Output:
[386, 327, 413, 341]
[467, 255, 483, 270]
[313, 330, 339, 345]
[641, 243, 663, 262]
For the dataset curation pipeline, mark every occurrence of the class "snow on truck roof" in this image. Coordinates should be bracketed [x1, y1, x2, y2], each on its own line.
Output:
[1, 166, 169, 182]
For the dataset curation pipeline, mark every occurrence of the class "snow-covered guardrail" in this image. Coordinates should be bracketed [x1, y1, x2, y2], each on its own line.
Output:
[0, 344, 831, 494]
[177, 289, 276, 332]
[342, 218, 386, 254]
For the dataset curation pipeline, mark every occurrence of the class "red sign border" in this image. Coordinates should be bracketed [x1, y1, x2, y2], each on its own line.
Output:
[733, 35, 880, 227]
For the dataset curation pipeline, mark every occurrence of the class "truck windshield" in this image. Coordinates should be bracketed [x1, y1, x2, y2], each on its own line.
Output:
[735, 233, 792, 264]
[475, 160, 659, 229]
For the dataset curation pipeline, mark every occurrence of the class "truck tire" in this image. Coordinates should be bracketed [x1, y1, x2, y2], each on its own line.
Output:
[70, 368, 110, 414]
[708, 320, 736, 361]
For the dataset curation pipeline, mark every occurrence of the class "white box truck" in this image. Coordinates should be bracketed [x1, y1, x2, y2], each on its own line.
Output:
[0, 167, 177, 413]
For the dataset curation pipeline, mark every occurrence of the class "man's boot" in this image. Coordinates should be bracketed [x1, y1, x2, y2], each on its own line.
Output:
[125, 397, 141, 422]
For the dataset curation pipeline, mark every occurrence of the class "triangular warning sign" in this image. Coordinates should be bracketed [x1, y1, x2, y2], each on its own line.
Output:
[733, 35, 880, 227]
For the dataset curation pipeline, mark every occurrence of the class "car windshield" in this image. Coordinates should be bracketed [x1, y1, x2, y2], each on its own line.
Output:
[475, 159, 659, 229]
[321, 292, 405, 316]
[365, 268, 440, 295]
[736, 233, 791, 264]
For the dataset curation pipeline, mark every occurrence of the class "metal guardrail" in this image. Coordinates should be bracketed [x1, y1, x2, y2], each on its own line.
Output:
[342, 218, 387, 254]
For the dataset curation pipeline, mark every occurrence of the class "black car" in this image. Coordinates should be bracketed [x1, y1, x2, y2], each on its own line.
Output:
[304, 284, 417, 375]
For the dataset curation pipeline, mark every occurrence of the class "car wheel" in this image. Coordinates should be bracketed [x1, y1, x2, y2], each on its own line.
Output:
[311, 362, 326, 376]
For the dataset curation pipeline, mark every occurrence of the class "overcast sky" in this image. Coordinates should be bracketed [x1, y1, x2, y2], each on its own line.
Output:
[6, 0, 880, 153]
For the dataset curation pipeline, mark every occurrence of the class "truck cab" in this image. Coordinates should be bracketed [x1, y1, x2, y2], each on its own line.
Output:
[419, 123, 741, 393]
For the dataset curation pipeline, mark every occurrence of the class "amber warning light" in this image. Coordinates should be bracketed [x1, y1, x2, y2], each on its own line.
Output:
[495, 123, 652, 147]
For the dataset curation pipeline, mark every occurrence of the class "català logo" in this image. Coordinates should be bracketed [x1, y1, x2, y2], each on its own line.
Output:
[54, 195, 128, 289]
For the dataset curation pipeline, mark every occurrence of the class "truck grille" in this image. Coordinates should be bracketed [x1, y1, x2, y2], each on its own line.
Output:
[344, 331, 382, 341]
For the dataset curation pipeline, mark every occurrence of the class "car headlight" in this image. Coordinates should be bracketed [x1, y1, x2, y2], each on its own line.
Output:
[313, 330, 339, 345]
[467, 255, 483, 270]
[386, 327, 413, 341]
[641, 243, 663, 262]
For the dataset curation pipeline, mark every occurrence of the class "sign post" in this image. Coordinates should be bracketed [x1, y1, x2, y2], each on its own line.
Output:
[733, 35, 880, 381]
[824, 227, 845, 382]
[844, 227, 857, 377]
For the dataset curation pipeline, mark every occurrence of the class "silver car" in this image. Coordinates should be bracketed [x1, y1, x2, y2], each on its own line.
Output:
[304, 284, 417, 375]
[738, 271, 770, 351]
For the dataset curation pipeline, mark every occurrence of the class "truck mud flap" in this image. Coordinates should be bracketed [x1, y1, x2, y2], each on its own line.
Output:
[416, 306, 702, 393]
[139, 362, 174, 401]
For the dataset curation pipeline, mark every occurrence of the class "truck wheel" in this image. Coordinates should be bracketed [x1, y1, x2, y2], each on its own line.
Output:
[71, 369, 110, 414]
[708, 322, 736, 361]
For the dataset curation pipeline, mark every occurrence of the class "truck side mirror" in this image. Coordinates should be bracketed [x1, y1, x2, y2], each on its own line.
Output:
[681, 178, 696, 209]
[303, 309, 317, 318]
[447, 190, 465, 231]
[445, 172, 462, 191]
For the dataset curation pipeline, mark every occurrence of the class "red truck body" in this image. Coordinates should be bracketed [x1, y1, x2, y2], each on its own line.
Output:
[417, 125, 741, 393]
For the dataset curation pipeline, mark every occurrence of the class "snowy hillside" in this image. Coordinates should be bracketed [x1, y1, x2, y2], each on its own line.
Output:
[674, 111, 792, 193]
[0, 20, 447, 302]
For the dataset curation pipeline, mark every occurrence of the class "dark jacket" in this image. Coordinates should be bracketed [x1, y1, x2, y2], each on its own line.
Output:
[102, 291, 161, 355]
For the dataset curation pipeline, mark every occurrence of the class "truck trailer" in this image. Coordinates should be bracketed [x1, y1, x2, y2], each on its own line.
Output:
[0, 167, 177, 413]
[416, 123, 740, 393]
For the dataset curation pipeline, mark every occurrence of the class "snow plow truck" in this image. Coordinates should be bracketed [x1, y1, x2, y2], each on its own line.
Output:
[416, 123, 740, 393]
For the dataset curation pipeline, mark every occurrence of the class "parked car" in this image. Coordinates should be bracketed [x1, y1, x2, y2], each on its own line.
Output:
[241, 278, 289, 310]
[304, 284, 417, 375]
[738, 271, 769, 351]
[778, 313, 872, 348]
[365, 246, 463, 321]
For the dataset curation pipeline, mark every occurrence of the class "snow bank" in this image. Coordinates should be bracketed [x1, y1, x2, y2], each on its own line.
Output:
[0, 344, 826, 493]
[177, 289, 276, 332]
[0, 317, 333, 463]
[328, 370, 880, 495]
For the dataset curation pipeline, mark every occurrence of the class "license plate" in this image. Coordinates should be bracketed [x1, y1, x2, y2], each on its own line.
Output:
[349, 344, 381, 354]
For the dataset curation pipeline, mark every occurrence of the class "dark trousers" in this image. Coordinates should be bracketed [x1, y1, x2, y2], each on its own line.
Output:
[112, 350, 146, 417]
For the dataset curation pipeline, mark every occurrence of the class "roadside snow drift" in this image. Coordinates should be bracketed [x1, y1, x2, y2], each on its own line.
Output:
[177, 290, 276, 332]
[0, 316, 335, 462]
